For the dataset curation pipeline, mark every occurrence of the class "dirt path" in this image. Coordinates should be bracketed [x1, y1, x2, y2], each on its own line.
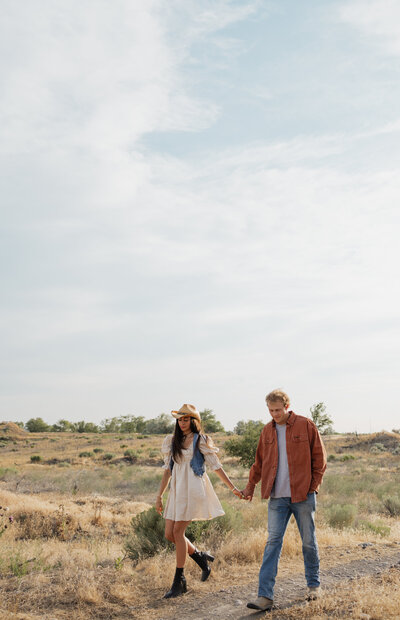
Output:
[144, 548, 400, 620]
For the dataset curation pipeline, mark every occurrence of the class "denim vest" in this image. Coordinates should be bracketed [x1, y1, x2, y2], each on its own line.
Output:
[169, 433, 205, 477]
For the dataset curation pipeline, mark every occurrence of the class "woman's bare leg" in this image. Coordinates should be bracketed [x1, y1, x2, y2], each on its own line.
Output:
[173, 521, 191, 567]
[165, 519, 195, 555]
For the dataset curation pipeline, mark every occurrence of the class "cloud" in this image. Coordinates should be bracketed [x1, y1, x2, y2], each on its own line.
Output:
[338, 0, 400, 55]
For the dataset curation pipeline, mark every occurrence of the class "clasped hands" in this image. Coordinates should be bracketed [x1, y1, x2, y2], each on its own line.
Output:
[232, 487, 252, 501]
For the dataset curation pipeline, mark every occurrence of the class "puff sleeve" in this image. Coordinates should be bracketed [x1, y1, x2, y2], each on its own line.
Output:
[161, 434, 173, 470]
[199, 435, 222, 471]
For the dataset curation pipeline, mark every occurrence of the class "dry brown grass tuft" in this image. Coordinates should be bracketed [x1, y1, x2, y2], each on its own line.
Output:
[276, 568, 400, 619]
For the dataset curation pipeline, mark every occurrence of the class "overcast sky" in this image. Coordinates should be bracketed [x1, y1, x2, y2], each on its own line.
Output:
[1, 0, 399, 433]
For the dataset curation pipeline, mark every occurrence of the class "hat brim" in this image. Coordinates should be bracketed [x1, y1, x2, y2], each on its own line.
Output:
[171, 411, 201, 421]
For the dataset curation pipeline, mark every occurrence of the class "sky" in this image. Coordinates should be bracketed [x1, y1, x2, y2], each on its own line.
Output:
[1, 0, 399, 433]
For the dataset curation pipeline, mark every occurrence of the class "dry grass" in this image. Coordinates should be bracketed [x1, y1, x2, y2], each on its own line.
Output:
[0, 429, 399, 618]
[275, 569, 400, 619]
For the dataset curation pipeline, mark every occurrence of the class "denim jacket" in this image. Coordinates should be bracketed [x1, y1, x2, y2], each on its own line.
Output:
[169, 433, 205, 477]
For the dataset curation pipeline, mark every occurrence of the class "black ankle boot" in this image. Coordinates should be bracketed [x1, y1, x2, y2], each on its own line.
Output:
[189, 549, 215, 582]
[163, 568, 187, 599]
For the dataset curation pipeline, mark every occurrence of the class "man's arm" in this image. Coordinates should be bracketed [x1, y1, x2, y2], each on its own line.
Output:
[241, 431, 264, 501]
[307, 421, 327, 493]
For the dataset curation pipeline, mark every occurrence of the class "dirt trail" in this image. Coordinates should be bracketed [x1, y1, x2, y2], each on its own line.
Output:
[145, 548, 400, 620]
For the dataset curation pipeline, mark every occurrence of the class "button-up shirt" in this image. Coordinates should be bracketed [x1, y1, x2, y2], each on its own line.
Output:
[244, 411, 327, 503]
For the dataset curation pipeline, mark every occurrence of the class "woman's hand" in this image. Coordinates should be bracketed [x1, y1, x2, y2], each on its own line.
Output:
[231, 487, 245, 499]
[155, 496, 163, 515]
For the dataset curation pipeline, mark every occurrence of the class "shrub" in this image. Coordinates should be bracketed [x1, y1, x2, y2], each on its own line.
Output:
[327, 454, 336, 462]
[186, 501, 242, 544]
[392, 446, 400, 455]
[30, 455, 42, 463]
[79, 451, 93, 458]
[125, 502, 242, 564]
[120, 444, 128, 448]
[93, 448, 104, 453]
[370, 443, 386, 453]
[125, 507, 172, 563]
[326, 504, 357, 528]
[103, 453, 114, 461]
[225, 428, 261, 468]
[16, 506, 77, 540]
[149, 449, 159, 458]
[383, 495, 400, 517]
[124, 449, 138, 463]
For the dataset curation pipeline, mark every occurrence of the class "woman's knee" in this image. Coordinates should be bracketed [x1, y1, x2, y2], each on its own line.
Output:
[173, 523, 186, 539]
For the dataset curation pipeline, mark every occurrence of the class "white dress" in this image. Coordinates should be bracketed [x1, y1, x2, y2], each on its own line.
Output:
[161, 434, 225, 522]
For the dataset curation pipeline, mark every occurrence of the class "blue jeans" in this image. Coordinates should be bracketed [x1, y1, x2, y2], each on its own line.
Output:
[258, 493, 320, 599]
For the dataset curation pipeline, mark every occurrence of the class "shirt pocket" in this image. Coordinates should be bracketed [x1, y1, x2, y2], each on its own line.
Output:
[291, 434, 308, 442]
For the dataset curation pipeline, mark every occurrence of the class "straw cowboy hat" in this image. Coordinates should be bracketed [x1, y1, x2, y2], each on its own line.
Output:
[171, 404, 201, 422]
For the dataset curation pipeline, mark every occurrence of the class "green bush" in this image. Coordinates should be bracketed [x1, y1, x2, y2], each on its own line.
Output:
[124, 449, 138, 463]
[125, 502, 242, 564]
[225, 428, 261, 468]
[383, 495, 400, 517]
[326, 504, 357, 528]
[103, 453, 114, 461]
[327, 454, 336, 462]
[93, 448, 104, 453]
[392, 446, 400, 455]
[79, 451, 93, 458]
[125, 507, 172, 563]
[30, 455, 42, 463]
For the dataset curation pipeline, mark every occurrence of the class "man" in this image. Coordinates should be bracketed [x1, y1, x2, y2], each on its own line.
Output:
[242, 389, 327, 611]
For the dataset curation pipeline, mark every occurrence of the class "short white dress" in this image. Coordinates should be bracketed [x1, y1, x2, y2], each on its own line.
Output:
[161, 434, 225, 522]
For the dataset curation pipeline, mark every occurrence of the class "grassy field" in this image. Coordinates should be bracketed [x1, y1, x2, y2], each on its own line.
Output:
[0, 422, 399, 619]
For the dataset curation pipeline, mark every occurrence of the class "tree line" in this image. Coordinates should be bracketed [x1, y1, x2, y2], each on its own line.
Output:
[20, 408, 226, 434]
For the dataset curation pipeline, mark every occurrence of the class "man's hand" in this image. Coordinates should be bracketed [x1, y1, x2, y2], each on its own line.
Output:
[240, 488, 253, 502]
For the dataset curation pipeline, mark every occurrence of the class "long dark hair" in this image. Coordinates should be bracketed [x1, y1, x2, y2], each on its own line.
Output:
[172, 417, 202, 463]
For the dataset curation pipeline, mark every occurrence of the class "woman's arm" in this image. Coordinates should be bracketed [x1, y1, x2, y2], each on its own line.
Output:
[155, 469, 172, 515]
[213, 467, 243, 498]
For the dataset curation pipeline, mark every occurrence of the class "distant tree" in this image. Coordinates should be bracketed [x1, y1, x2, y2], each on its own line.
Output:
[234, 419, 264, 435]
[25, 417, 50, 432]
[14, 421, 25, 429]
[119, 415, 146, 433]
[200, 409, 225, 433]
[71, 421, 99, 433]
[144, 414, 174, 435]
[51, 419, 73, 432]
[225, 423, 262, 468]
[310, 402, 334, 435]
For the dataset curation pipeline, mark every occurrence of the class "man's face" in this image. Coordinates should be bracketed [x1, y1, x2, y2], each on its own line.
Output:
[267, 400, 290, 425]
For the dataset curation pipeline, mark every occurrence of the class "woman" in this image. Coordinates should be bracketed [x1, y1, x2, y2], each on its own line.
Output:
[156, 404, 242, 599]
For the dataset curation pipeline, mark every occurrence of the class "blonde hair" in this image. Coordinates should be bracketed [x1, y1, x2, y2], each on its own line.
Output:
[265, 389, 290, 407]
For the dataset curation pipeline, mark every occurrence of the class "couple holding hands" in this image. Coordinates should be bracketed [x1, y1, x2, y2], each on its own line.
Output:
[155, 389, 327, 611]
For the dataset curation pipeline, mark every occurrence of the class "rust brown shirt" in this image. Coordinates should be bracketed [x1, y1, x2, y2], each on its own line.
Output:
[244, 412, 327, 503]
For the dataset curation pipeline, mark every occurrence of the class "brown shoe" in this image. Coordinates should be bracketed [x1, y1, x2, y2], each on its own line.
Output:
[247, 596, 273, 611]
[306, 586, 322, 600]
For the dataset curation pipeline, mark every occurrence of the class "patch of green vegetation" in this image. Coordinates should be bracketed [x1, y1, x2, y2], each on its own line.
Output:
[93, 448, 104, 453]
[79, 451, 94, 458]
[30, 455, 42, 463]
[359, 519, 390, 537]
[125, 502, 241, 564]
[103, 453, 114, 461]
[124, 449, 138, 463]
[383, 495, 400, 517]
[326, 504, 357, 528]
